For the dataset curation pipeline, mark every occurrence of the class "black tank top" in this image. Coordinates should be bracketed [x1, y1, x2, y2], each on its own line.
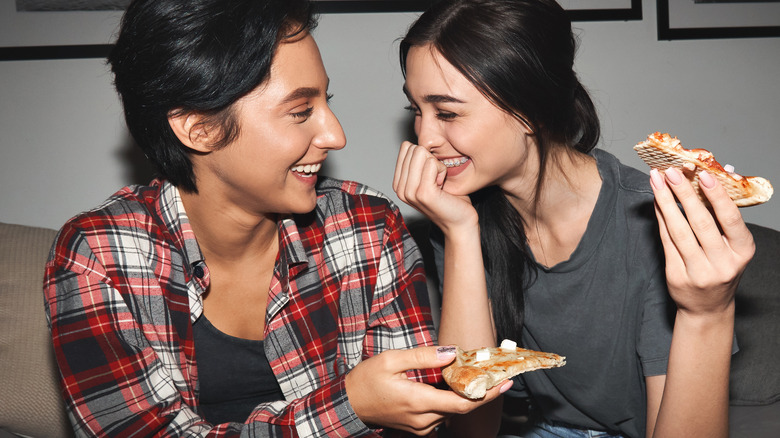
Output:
[193, 315, 284, 424]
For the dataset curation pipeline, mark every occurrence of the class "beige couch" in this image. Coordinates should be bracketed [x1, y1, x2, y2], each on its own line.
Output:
[0, 223, 72, 437]
[1, 220, 778, 437]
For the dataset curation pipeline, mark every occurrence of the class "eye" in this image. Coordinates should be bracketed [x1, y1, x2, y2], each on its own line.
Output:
[291, 106, 313, 121]
[436, 111, 457, 121]
[326, 93, 334, 104]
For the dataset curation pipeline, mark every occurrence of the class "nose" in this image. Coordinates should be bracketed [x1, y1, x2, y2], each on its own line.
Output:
[415, 113, 444, 151]
[313, 106, 346, 151]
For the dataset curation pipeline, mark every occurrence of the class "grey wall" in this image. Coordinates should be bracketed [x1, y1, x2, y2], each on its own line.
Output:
[1, 2, 778, 232]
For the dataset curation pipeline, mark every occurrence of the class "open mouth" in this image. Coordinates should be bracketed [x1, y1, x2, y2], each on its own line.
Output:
[291, 163, 322, 177]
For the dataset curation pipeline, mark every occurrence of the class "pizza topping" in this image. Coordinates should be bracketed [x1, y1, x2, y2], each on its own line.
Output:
[475, 348, 491, 362]
[500, 339, 518, 350]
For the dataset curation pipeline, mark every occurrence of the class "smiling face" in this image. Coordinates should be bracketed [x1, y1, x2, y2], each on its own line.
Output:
[192, 33, 346, 215]
[404, 45, 539, 197]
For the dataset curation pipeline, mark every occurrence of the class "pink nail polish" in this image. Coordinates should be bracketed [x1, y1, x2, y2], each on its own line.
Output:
[664, 168, 683, 185]
[500, 381, 513, 393]
[436, 346, 456, 360]
[699, 170, 716, 189]
[650, 169, 664, 189]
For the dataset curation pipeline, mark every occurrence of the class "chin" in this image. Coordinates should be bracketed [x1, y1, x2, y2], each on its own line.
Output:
[289, 197, 318, 215]
[442, 180, 474, 197]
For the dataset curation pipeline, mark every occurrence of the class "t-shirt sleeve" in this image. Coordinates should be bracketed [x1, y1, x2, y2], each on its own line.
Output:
[637, 260, 675, 377]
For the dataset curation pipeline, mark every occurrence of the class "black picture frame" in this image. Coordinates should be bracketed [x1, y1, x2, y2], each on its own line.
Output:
[1, 0, 643, 61]
[658, 0, 780, 40]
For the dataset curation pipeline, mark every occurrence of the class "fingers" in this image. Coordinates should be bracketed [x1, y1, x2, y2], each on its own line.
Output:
[393, 142, 448, 211]
[650, 168, 708, 269]
[652, 168, 753, 266]
[393, 141, 415, 201]
[697, 171, 754, 258]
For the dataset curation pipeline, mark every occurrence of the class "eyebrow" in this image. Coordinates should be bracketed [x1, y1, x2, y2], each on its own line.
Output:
[402, 85, 465, 104]
[281, 87, 321, 105]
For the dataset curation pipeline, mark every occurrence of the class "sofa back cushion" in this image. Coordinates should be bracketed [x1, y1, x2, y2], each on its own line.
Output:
[729, 223, 780, 406]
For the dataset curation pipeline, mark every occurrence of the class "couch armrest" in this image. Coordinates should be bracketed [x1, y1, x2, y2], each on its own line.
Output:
[0, 222, 73, 438]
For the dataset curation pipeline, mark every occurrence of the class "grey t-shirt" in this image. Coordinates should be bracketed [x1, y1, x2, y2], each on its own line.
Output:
[432, 149, 673, 438]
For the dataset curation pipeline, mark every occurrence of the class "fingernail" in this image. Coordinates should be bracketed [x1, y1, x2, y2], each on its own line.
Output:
[665, 167, 683, 185]
[500, 381, 513, 393]
[650, 169, 664, 189]
[436, 346, 456, 360]
[699, 170, 716, 189]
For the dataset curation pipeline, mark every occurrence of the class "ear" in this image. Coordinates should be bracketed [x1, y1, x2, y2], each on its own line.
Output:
[168, 110, 212, 153]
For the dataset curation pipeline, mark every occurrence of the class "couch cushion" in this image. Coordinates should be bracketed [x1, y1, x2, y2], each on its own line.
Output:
[0, 222, 73, 437]
[729, 223, 780, 406]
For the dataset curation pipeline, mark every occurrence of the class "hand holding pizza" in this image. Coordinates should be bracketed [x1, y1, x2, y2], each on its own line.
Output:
[648, 165, 753, 437]
[345, 345, 509, 436]
[650, 166, 754, 316]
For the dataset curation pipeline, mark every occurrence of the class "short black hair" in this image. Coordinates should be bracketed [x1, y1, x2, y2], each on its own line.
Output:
[109, 0, 317, 192]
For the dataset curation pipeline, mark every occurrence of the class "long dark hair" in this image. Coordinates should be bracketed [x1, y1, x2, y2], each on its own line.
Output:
[400, 0, 600, 342]
[108, 0, 316, 192]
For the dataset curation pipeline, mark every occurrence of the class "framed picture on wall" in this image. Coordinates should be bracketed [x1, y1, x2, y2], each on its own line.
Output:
[658, 0, 780, 40]
[316, 0, 642, 20]
[558, 0, 641, 22]
[1, 0, 644, 61]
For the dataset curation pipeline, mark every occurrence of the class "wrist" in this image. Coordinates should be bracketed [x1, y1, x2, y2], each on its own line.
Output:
[675, 301, 735, 331]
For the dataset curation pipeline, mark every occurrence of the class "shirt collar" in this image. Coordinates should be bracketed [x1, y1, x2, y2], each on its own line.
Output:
[157, 180, 207, 321]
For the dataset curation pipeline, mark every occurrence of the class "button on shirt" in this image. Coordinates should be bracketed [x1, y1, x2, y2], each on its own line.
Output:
[44, 177, 439, 437]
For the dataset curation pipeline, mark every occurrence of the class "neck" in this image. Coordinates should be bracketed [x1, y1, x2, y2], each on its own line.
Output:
[180, 188, 279, 264]
[502, 149, 600, 227]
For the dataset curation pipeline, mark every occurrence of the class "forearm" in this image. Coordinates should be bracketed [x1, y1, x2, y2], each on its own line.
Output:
[652, 305, 734, 438]
[438, 226, 495, 350]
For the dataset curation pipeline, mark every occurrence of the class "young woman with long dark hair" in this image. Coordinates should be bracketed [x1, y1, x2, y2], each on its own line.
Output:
[393, 1, 752, 436]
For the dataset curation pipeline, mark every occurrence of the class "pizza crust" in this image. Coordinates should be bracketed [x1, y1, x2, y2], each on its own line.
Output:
[633, 132, 773, 207]
[442, 345, 566, 399]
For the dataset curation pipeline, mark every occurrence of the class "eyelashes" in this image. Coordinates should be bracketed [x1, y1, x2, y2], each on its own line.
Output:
[291, 93, 335, 121]
[291, 107, 313, 119]
[404, 105, 457, 121]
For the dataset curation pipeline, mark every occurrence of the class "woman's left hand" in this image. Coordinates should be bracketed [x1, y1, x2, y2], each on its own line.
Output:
[650, 167, 754, 317]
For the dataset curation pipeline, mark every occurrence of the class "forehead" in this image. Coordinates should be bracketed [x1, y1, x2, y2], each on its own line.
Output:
[246, 33, 328, 103]
[404, 45, 478, 100]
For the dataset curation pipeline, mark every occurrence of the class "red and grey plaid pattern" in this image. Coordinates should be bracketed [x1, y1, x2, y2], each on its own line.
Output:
[44, 178, 439, 437]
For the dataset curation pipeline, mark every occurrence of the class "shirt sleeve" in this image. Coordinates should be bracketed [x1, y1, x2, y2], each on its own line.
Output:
[362, 204, 441, 387]
[43, 226, 378, 438]
[637, 253, 675, 377]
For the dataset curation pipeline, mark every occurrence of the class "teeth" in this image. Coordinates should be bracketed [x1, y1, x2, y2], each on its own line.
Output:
[441, 157, 468, 168]
[292, 163, 321, 174]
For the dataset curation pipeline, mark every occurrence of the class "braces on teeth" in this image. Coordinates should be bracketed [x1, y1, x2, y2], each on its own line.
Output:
[442, 157, 468, 168]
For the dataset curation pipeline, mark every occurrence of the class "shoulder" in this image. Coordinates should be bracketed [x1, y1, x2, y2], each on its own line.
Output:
[315, 177, 401, 221]
[51, 181, 172, 267]
[593, 148, 653, 198]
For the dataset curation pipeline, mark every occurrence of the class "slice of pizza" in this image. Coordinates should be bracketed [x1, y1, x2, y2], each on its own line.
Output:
[633, 132, 773, 207]
[442, 340, 566, 399]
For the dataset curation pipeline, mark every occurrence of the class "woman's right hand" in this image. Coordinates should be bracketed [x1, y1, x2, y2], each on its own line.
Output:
[345, 345, 509, 436]
[392, 141, 478, 234]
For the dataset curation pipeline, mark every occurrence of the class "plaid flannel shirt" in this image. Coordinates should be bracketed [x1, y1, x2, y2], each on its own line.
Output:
[44, 177, 440, 437]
